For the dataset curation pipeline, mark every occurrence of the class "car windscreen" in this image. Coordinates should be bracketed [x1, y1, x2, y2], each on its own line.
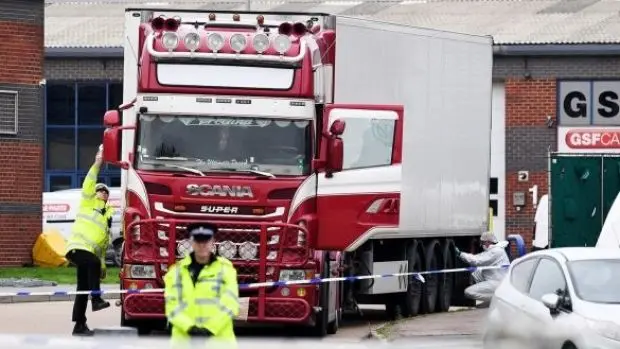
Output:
[567, 259, 620, 304]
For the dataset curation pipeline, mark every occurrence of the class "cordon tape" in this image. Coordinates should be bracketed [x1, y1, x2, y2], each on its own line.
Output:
[0, 264, 510, 298]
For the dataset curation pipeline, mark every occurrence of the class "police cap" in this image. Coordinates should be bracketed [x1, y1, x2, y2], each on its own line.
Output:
[187, 222, 217, 241]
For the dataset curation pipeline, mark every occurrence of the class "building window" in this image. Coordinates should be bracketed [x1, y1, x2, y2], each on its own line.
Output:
[490, 177, 498, 195]
[489, 199, 498, 217]
[0, 90, 18, 135]
[44, 81, 122, 192]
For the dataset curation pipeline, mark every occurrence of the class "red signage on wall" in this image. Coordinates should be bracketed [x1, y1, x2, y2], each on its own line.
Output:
[564, 130, 620, 149]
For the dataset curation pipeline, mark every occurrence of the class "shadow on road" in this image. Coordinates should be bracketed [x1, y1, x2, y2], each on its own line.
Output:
[236, 308, 387, 338]
[143, 307, 387, 338]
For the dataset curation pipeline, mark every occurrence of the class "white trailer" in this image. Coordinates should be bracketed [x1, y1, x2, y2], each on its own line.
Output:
[322, 17, 494, 317]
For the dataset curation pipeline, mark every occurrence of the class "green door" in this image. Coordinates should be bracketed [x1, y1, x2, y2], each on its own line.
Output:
[550, 155, 603, 247]
[602, 156, 620, 223]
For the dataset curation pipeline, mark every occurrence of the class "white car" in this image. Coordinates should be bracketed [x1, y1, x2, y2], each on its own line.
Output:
[484, 247, 620, 349]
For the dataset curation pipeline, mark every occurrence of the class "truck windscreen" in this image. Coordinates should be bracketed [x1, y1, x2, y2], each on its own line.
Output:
[135, 114, 312, 176]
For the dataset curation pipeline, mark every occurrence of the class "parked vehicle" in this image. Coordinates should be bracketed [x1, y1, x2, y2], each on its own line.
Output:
[484, 247, 620, 349]
[42, 188, 124, 266]
[101, 8, 494, 335]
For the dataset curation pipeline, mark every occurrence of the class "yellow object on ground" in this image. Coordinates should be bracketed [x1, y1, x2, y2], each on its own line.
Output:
[32, 230, 69, 267]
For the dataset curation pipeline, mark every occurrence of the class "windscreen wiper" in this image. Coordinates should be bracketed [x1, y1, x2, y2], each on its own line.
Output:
[154, 156, 205, 163]
[212, 168, 276, 179]
[156, 163, 206, 176]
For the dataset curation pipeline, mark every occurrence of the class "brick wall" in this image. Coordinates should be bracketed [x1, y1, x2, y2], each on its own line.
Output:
[0, 0, 44, 266]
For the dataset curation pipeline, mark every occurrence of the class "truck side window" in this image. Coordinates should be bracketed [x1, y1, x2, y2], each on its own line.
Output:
[339, 117, 395, 170]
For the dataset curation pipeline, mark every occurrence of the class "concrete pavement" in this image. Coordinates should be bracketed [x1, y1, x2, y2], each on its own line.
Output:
[372, 308, 486, 341]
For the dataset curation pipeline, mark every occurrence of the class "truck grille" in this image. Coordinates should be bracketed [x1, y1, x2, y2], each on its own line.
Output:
[161, 222, 282, 261]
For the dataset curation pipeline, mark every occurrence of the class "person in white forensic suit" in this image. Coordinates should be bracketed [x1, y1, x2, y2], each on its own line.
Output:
[455, 232, 510, 308]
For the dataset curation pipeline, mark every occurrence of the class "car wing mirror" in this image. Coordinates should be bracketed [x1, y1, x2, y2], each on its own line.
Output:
[541, 293, 561, 314]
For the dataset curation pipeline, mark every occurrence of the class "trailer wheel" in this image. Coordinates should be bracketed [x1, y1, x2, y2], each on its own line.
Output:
[437, 239, 455, 312]
[422, 240, 440, 314]
[401, 241, 423, 317]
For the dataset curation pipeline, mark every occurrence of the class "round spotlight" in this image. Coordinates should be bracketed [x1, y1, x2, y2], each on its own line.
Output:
[207, 33, 225, 52]
[229, 33, 247, 53]
[273, 34, 291, 54]
[162, 32, 179, 50]
[252, 33, 269, 53]
[183, 32, 200, 51]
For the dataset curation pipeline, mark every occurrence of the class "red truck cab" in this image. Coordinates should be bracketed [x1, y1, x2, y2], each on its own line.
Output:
[102, 9, 345, 335]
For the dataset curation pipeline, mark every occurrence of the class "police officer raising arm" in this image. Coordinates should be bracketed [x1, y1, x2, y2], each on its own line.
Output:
[164, 222, 240, 347]
[65, 146, 115, 336]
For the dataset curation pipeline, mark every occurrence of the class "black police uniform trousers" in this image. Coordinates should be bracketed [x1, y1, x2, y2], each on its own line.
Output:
[66, 249, 104, 324]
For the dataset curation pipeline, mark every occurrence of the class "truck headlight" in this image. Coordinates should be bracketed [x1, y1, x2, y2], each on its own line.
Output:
[125, 264, 156, 279]
[177, 239, 192, 258]
[279, 269, 312, 281]
[238, 241, 258, 260]
[218, 240, 237, 259]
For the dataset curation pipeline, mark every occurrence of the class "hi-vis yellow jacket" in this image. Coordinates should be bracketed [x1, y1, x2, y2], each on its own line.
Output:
[65, 163, 114, 271]
[164, 254, 240, 345]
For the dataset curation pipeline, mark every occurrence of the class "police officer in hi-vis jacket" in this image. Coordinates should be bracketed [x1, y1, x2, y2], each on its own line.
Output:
[65, 146, 115, 336]
[164, 222, 240, 346]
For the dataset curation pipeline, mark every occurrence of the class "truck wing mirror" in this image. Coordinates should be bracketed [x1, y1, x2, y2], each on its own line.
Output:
[326, 137, 343, 173]
[103, 110, 121, 127]
[330, 119, 346, 136]
[103, 128, 129, 169]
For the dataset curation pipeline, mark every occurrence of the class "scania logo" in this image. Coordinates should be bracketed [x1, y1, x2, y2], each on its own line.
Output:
[186, 184, 254, 198]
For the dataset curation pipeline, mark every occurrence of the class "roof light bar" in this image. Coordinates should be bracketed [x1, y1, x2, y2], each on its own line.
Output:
[146, 32, 307, 63]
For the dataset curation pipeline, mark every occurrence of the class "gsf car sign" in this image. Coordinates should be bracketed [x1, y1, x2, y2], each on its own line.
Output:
[558, 81, 620, 126]
[557, 127, 620, 153]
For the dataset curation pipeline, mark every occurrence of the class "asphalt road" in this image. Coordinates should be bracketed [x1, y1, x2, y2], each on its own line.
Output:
[0, 302, 485, 349]
[0, 301, 386, 339]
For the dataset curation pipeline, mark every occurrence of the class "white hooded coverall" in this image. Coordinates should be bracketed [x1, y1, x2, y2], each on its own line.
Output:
[459, 240, 510, 303]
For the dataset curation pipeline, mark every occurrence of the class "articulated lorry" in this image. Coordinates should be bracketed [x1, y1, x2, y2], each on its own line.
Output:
[101, 8, 494, 335]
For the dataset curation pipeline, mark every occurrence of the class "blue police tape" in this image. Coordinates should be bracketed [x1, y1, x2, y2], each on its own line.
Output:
[0, 264, 510, 298]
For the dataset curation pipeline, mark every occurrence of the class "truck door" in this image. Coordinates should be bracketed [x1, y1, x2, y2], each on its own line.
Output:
[314, 104, 403, 251]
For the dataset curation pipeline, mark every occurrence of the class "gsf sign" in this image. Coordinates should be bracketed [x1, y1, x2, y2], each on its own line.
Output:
[558, 81, 620, 126]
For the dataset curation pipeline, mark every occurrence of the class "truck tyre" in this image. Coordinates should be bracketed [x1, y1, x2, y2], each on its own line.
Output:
[437, 239, 455, 312]
[120, 306, 128, 327]
[422, 240, 440, 314]
[401, 241, 423, 317]
[312, 252, 331, 337]
[451, 243, 476, 307]
[327, 308, 340, 334]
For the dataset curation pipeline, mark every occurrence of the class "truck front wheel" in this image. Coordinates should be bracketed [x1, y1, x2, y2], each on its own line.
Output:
[401, 241, 423, 317]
